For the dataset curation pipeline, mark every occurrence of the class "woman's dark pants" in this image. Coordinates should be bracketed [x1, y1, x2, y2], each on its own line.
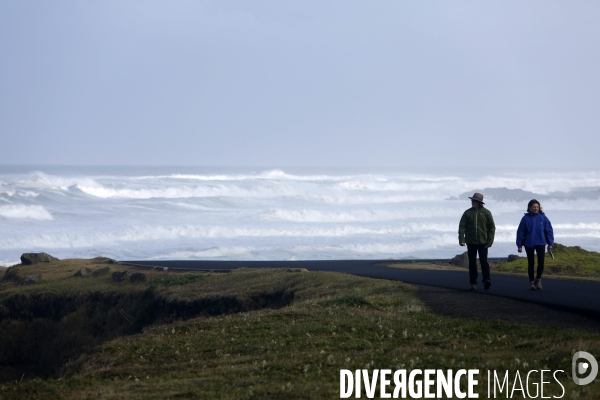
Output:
[467, 244, 490, 285]
[525, 245, 546, 281]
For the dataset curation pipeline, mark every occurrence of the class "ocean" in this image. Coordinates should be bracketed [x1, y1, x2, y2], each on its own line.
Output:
[1, 166, 599, 266]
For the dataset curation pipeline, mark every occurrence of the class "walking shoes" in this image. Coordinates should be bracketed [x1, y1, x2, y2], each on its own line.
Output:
[484, 280, 491, 290]
[470, 284, 476, 290]
[530, 281, 536, 290]
[535, 279, 543, 290]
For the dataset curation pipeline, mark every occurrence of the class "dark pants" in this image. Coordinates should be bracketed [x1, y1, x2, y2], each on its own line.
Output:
[525, 245, 546, 281]
[467, 244, 490, 284]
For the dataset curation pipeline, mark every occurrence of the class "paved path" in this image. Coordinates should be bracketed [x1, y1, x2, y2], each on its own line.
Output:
[123, 259, 600, 320]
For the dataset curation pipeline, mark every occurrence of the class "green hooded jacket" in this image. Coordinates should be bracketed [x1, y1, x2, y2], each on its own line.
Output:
[458, 206, 496, 247]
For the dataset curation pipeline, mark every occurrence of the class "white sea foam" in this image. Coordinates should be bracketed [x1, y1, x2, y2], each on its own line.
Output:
[555, 232, 600, 239]
[154, 170, 356, 182]
[147, 238, 461, 261]
[324, 238, 458, 254]
[541, 199, 600, 211]
[0, 223, 462, 250]
[0, 259, 20, 267]
[554, 223, 600, 230]
[290, 194, 441, 205]
[261, 208, 455, 222]
[149, 246, 258, 259]
[0, 205, 53, 220]
[75, 183, 303, 199]
[17, 172, 101, 191]
[0, 190, 40, 199]
[122, 170, 600, 196]
[1, 167, 599, 261]
[493, 231, 521, 243]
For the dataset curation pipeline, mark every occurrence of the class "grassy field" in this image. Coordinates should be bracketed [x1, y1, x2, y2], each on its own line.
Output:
[494, 244, 600, 278]
[0, 259, 599, 399]
[385, 244, 600, 282]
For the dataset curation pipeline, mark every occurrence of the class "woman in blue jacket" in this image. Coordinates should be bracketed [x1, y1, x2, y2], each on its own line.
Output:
[516, 199, 554, 290]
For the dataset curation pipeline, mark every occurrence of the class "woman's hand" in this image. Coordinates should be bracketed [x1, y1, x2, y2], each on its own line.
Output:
[548, 245, 553, 250]
[518, 247, 522, 253]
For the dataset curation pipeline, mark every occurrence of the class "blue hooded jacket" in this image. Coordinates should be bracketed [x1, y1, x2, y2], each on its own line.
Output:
[516, 212, 554, 248]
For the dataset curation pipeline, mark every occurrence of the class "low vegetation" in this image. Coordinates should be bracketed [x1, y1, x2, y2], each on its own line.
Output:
[0, 258, 598, 399]
[148, 274, 204, 288]
[495, 243, 600, 278]
[385, 244, 600, 281]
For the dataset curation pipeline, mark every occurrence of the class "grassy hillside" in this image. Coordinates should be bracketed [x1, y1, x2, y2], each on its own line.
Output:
[496, 243, 600, 277]
[0, 259, 599, 399]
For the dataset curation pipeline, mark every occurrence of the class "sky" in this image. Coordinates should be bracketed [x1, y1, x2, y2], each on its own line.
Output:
[1, 1, 599, 168]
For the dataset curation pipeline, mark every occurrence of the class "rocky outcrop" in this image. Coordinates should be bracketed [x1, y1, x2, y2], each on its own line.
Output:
[508, 254, 521, 262]
[449, 252, 469, 268]
[287, 268, 309, 273]
[20, 274, 42, 285]
[20, 253, 59, 265]
[129, 272, 147, 283]
[73, 267, 92, 277]
[92, 257, 118, 264]
[1, 267, 19, 282]
[112, 271, 128, 282]
[92, 266, 110, 277]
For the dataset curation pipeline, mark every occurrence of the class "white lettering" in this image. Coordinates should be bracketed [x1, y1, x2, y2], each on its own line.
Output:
[454, 370, 466, 399]
[553, 370, 565, 399]
[526, 370, 539, 398]
[493, 370, 509, 397]
[363, 369, 378, 399]
[409, 369, 423, 398]
[380, 369, 391, 398]
[437, 369, 453, 398]
[340, 370, 353, 398]
[468, 369, 479, 398]
[393, 370, 407, 398]
[340, 368, 490, 399]
[424, 369, 435, 398]
[540, 370, 551, 399]
[510, 370, 525, 398]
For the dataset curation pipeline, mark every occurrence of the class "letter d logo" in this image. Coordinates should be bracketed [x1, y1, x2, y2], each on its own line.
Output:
[572, 351, 598, 385]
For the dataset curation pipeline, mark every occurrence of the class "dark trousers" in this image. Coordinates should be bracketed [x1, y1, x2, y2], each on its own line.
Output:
[467, 244, 490, 284]
[525, 245, 546, 281]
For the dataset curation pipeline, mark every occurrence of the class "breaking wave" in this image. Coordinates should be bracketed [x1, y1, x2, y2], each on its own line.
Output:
[1, 166, 600, 261]
[0, 205, 53, 220]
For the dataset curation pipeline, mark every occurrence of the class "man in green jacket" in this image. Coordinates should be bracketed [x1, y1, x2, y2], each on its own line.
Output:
[458, 192, 496, 290]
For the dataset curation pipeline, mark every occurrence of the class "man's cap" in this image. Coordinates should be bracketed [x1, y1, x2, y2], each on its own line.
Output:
[468, 192, 485, 204]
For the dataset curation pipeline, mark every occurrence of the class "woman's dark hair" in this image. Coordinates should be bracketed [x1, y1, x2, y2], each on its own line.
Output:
[527, 199, 544, 214]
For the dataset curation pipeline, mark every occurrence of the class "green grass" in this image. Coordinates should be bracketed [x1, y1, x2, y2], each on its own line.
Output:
[496, 243, 600, 277]
[320, 294, 372, 308]
[149, 274, 205, 288]
[384, 244, 600, 281]
[0, 260, 599, 399]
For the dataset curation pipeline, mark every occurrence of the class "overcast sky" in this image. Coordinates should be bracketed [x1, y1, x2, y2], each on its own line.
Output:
[1, 1, 599, 168]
